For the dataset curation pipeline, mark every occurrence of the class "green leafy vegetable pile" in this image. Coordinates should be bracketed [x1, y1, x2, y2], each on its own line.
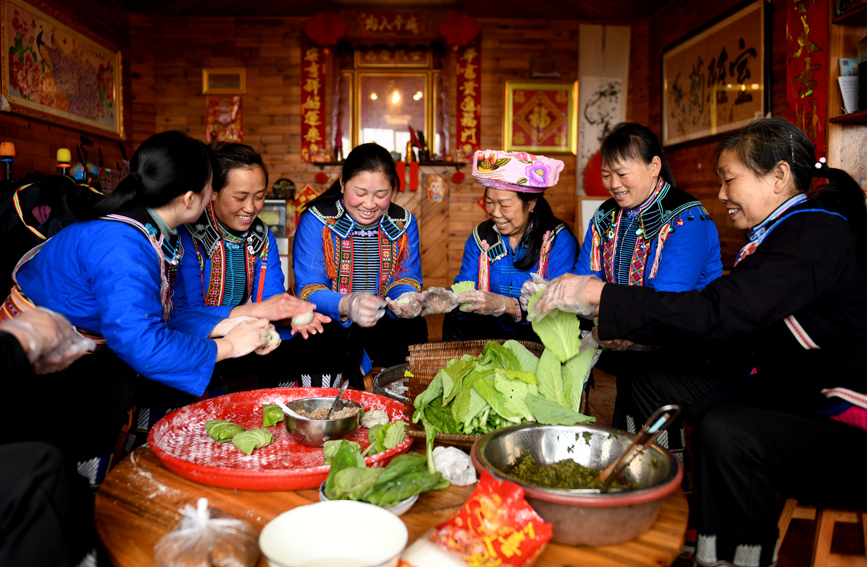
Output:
[323, 439, 448, 507]
[412, 297, 598, 466]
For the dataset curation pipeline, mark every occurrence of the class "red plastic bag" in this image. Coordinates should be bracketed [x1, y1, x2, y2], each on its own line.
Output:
[400, 470, 553, 567]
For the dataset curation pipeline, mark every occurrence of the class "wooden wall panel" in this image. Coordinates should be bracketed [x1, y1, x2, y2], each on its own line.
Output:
[0, 0, 133, 179]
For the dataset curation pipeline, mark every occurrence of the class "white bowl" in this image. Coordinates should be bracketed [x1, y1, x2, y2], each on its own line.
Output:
[318, 481, 418, 517]
[259, 501, 408, 567]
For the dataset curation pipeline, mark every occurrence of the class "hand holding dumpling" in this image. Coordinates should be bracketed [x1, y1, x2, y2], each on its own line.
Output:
[386, 292, 423, 318]
[223, 317, 270, 358]
[339, 292, 386, 327]
[0, 307, 96, 374]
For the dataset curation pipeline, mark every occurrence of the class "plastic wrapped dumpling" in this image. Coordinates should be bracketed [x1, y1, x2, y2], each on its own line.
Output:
[154, 498, 258, 567]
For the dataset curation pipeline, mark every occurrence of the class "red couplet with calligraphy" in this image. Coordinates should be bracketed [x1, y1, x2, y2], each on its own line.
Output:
[301, 41, 328, 163]
[456, 40, 482, 163]
[786, 0, 828, 157]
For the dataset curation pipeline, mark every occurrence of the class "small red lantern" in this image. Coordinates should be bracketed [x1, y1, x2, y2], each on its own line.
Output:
[451, 170, 465, 184]
[438, 11, 479, 49]
[583, 150, 608, 197]
[315, 171, 329, 185]
[304, 12, 346, 49]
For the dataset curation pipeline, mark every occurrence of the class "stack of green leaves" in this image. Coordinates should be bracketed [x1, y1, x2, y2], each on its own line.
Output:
[323, 440, 448, 507]
[412, 294, 598, 466]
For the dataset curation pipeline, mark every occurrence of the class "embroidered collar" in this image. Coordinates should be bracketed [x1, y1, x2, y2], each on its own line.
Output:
[473, 220, 509, 262]
[746, 194, 809, 243]
[103, 207, 182, 266]
[625, 177, 665, 219]
[186, 204, 268, 258]
[310, 200, 411, 242]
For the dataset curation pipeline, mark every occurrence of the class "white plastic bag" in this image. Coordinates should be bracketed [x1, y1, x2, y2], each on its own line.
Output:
[154, 498, 259, 567]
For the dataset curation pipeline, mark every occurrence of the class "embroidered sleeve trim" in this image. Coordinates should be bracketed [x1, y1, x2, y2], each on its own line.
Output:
[783, 315, 821, 350]
[299, 283, 330, 301]
[385, 278, 422, 295]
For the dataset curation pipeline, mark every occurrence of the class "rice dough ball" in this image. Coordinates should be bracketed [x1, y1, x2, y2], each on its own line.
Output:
[291, 310, 314, 326]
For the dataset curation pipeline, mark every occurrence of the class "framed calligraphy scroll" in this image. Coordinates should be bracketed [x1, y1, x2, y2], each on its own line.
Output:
[661, 0, 769, 148]
[504, 81, 578, 154]
[1, 0, 123, 139]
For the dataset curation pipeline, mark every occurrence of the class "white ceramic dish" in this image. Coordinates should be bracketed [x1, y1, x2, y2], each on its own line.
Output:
[318, 481, 418, 517]
[259, 501, 408, 567]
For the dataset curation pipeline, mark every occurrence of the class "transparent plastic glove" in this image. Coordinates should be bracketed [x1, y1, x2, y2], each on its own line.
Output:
[519, 272, 549, 312]
[224, 318, 270, 358]
[529, 273, 602, 321]
[209, 316, 258, 338]
[456, 290, 509, 316]
[385, 291, 423, 318]
[339, 291, 386, 327]
[0, 308, 96, 374]
[254, 325, 281, 356]
[154, 497, 258, 567]
[419, 287, 459, 317]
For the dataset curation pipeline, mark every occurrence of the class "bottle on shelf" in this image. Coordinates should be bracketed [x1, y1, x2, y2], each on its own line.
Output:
[57, 148, 72, 176]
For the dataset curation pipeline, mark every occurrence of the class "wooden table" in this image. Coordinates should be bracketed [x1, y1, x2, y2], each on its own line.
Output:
[95, 445, 689, 567]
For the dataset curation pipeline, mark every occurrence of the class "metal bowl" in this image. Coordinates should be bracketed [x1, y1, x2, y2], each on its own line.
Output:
[283, 397, 362, 448]
[470, 423, 683, 546]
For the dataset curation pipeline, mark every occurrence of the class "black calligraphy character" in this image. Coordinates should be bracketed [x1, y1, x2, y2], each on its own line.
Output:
[707, 47, 729, 105]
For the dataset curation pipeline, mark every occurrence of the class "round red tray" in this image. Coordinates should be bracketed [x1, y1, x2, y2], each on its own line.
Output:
[148, 387, 414, 491]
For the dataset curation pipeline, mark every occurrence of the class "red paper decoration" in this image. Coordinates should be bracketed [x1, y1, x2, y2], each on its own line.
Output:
[438, 11, 479, 49]
[583, 150, 607, 197]
[451, 170, 465, 184]
[314, 171, 329, 184]
[304, 12, 347, 47]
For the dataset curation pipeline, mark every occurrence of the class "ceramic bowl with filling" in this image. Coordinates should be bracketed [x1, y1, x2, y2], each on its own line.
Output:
[470, 422, 682, 546]
[259, 500, 408, 567]
[283, 397, 362, 448]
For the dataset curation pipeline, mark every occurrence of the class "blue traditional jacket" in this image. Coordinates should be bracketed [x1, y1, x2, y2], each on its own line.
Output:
[293, 200, 422, 326]
[171, 205, 294, 340]
[574, 180, 722, 291]
[454, 219, 578, 329]
[14, 209, 217, 395]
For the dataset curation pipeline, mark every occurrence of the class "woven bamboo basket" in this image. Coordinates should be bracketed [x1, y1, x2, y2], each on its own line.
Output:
[405, 339, 544, 404]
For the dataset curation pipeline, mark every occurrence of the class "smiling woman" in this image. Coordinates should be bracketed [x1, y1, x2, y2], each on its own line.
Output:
[293, 143, 428, 388]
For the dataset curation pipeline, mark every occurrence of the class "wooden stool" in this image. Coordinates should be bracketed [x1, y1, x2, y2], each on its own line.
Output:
[777, 498, 867, 567]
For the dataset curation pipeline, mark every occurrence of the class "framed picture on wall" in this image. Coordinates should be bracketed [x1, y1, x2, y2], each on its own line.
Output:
[661, 0, 769, 148]
[504, 81, 578, 154]
[0, 0, 124, 139]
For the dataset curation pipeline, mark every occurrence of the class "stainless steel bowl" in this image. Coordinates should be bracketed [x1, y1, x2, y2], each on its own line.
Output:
[283, 397, 362, 448]
[471, 423, 683, 546]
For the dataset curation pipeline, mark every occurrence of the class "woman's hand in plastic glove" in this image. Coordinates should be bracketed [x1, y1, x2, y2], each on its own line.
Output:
[0, 307, 96, 373]
[209, 315, 258, 338]
[590, 326, 633, 351]
[339, 291, 386, 327]
[529, 274, 605, 320]
[232, 292, 313, 322]
[386, 292, 423, 318]
[419, 287, 459, 316]
[519, 273, 548, 311]
[286, 312, 331, 339]
[455, 290, 510, 316]
[221, 317, 270, 358]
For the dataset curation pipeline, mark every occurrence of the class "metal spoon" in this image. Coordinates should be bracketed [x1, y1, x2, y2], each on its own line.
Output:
[597, 404, 681, 492]
[325, 380, 350, 419]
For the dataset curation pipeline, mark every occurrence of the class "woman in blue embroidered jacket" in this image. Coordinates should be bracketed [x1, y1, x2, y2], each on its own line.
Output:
[570, 123, 726, 491]
[2, 131, 271, 463]
[167, 143, 337, 395]
[443, 150, 578, 342]
[529, 118, 867, 567]
[293, 142, 427, 386]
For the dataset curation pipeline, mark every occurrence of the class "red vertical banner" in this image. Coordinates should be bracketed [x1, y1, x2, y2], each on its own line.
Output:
[786, 0, 828, 157]
[301, 41, 328, 163]
[456, 40, 481, 163]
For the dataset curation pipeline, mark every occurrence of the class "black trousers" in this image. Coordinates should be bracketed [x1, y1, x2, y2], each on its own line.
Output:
[0, 442, 96, 567]
[441, 311, 540, 343]
[0, 348, 136, 464]
[693, 405, 867, 567]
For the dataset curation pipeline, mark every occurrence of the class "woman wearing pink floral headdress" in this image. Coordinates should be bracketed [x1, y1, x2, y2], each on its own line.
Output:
[443, 150, 578, 342]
